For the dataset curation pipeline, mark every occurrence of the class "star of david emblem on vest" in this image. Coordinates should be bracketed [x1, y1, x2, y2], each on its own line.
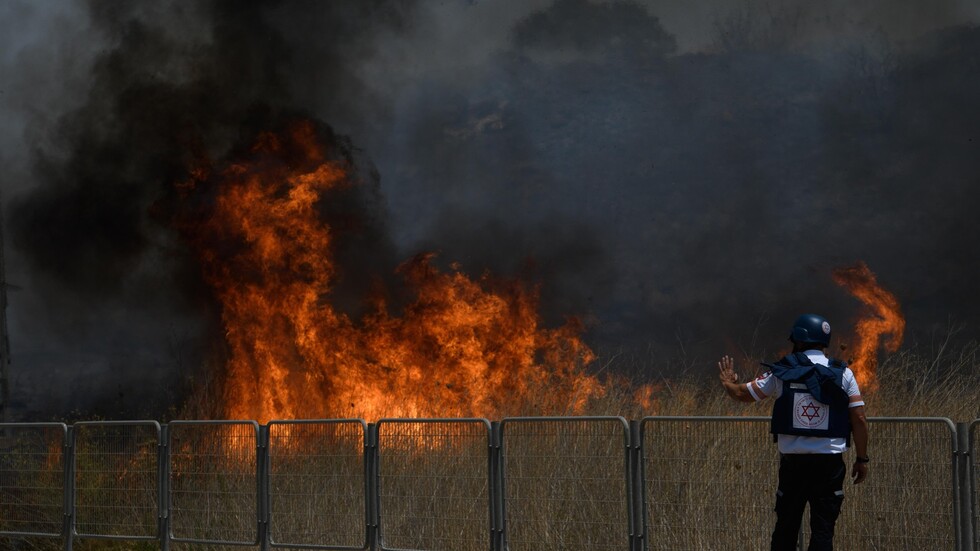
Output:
[792, 393, 830, 430]
[799, 402, 821, 421]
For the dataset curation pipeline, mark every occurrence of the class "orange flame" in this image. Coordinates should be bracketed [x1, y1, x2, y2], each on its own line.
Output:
[175, 121, 602, 422]
[832, 262, 905, 392]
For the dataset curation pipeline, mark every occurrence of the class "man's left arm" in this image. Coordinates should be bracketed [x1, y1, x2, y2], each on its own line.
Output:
[850, 405, 869, 484]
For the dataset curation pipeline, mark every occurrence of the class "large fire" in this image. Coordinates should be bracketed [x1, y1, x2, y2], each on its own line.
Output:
[174, 121, 602, 422]
[833, 262, 905, 392]
[172, 121, 903, 420]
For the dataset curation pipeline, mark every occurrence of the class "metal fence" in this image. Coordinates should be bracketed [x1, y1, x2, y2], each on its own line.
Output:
[0, 417, 976, 551]
[376, 419, 491, 551]
[0, 423, 66, 538]
[73, 421, 160, 541]
[168, 420, 260, 546]
[827, 418, 958, 550]
[500, 417, 632, 551]
[268, 419, 368, 549]
[640, 416, 779, 550]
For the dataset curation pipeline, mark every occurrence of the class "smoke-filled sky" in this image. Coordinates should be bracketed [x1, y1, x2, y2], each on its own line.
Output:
[1, 0, 978, 419]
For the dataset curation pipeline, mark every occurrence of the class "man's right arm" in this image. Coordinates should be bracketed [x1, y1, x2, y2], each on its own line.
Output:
[718, 355, 756, 402]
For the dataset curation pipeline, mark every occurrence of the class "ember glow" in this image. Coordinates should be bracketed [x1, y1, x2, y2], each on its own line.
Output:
[833, 262, 906, 392]
[175, 121, 602, 422]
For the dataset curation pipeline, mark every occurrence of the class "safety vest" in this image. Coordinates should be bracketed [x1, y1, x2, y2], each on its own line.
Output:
[766, 352, 852, 442]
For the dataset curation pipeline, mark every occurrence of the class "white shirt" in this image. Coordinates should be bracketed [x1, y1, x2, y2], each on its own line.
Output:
[745, 350, 865, 454]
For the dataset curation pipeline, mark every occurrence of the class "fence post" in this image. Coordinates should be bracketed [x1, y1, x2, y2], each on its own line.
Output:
[490, 421, 503, 551]
[970, 422, 978, 551]
[257, 424, 270, 551]
[366, 423, 379, 551]
[627, 420, 642, 551]
[159, 424, 170, 551]
[498, 421, 511, 551]
[957, 422, 974, 551]
[62, 425, 73, 551]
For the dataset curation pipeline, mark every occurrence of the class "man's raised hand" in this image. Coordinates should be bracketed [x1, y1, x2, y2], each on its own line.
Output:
[718, 355, 738, 384]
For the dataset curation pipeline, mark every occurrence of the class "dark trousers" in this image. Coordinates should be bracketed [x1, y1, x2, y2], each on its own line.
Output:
[770, 453, 846, 551]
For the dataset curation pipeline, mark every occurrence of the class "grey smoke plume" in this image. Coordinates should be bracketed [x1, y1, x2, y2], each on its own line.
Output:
[2, 0, 979, 419]
[2, 0, 412, 418]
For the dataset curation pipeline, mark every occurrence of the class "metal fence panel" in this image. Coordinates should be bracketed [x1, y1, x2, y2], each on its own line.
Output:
[804, 418, 958, 550]
[168, 420, 259, 545]
[641, 416, 776, 551]
[376, 419, 492, 551]
[501, 417, 631, 551]
[0, 423, 67, 538]
[72, 421, 160, 540]
[268, 420, 368, 550]
[641, 417, 960, 551]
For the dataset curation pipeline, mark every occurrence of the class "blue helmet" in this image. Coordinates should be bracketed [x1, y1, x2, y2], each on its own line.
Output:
[788, 314, 832, 347]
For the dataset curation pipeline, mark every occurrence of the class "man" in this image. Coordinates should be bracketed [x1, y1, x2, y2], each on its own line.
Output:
[718, 313, 869, 551]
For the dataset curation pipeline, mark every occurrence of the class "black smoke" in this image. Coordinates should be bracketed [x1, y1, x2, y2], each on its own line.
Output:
[370, 0, 980, 362]
[4, 1, 412, 418]
[2, 0, 980, 419]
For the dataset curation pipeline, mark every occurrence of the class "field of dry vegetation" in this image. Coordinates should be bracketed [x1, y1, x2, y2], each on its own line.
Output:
[1, 346, 978, 550]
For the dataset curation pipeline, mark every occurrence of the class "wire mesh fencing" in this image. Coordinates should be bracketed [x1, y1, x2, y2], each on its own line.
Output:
[805, 418, 958, 550]
[1, 417, 977, 550]
[500, 417, 632, 551]
[640, 416, 777, 551]
[0, 423, 66, 538]
[73, 421, 160, 540]
[168, 421, 259, 545]
[268, 420, 368, 549]
[376, 419, 492, 551]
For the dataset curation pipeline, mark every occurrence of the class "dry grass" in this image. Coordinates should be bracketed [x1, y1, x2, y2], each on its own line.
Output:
[1, 346, 978, 550]
[586, 343, 980, 421]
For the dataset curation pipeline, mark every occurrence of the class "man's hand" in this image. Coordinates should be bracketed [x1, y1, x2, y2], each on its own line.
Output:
[718, 355, 738, 384]
[851, 461, 868, 484]
[718, 355, 754, 402]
